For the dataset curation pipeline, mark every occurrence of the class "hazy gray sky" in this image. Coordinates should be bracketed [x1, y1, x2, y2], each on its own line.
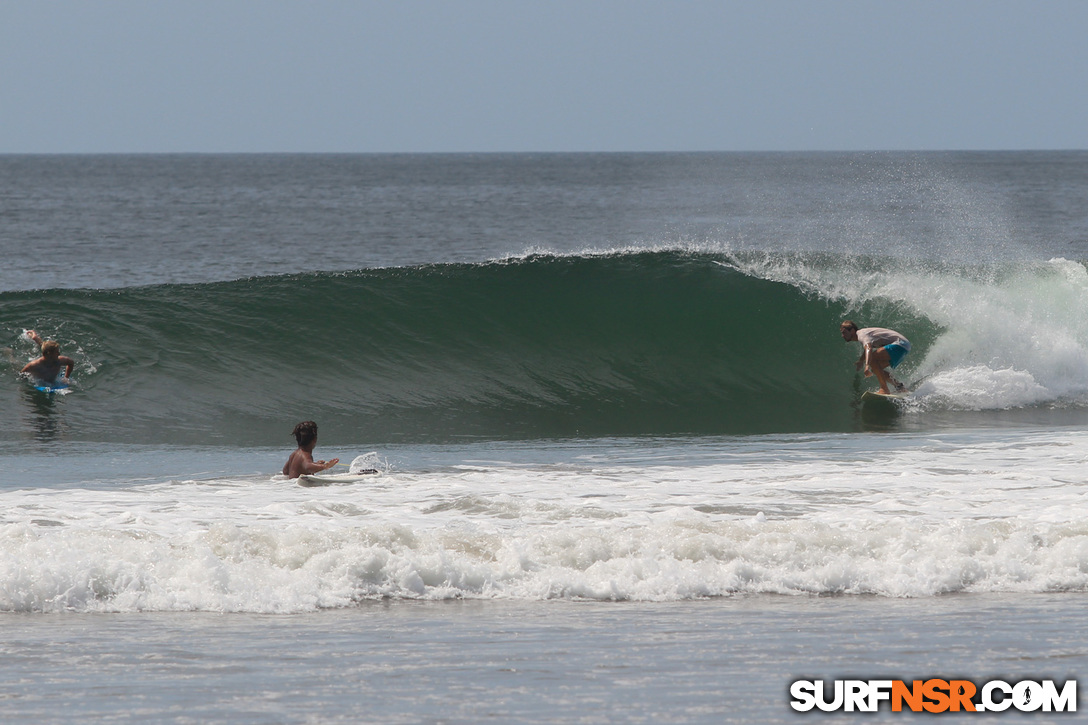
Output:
[2, 0, 1085, 153]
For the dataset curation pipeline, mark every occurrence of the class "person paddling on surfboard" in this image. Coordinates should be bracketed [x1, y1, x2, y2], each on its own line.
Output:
[282, 420, 340, 479]
[840, 321, 910, 395]
[20, 330, 75, 386]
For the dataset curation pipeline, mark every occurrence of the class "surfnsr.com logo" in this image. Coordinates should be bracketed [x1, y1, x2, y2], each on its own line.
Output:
[789, 679, 1077, 713]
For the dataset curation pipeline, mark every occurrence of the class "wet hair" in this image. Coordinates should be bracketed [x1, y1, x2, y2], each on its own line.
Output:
[840, 320, 859, 332]
[41, 340, 60, 357]
[292, 421, 318, 447]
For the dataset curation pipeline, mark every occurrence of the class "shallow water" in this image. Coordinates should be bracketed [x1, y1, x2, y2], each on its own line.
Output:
[3, 594, 1082, 723]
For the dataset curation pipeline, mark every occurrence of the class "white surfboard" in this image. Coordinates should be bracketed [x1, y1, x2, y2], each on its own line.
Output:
[297, 470, 380, 487]
[861, 389, 912, 405]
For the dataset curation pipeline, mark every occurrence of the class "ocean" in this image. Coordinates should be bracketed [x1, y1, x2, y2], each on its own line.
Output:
[2, 152, 1088, 722]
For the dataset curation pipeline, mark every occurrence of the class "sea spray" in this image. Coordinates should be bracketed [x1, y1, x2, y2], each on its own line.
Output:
[725, 251, 1088, 410]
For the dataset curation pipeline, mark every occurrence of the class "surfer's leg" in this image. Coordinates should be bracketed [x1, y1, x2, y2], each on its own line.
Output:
[867, 347, 893, 393]
[882, 344, 909, 392]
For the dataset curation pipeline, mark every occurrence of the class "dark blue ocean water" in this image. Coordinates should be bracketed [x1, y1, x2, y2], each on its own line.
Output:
[3, 152, 1087, 293]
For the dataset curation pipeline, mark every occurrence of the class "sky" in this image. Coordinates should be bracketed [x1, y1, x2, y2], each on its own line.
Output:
[2, 0, 1086, 153]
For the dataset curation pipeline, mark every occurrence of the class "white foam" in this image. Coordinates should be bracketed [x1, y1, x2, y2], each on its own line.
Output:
[3, 431, 1088, 612]
[913, 365, 1051, 409]
[905, 259, 1088, 406]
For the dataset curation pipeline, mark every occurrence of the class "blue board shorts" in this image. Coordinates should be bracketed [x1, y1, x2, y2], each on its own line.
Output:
[884, 341, 910, 368]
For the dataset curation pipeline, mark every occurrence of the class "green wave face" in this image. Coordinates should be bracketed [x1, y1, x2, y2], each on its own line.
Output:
[1, 250, 951, 444]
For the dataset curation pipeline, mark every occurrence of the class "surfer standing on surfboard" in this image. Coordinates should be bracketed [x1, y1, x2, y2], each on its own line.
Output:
[20, 330, 75, 386]
[840, 321, 910, 394]
[282, 420, 340, 478]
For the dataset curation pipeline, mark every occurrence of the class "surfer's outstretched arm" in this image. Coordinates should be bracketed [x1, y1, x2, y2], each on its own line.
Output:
[283, 450, 340, 477]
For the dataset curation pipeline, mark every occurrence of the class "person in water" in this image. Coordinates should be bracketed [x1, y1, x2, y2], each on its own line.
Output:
[840, 321, 911, 394]
[282, 421, 340, 478]
[21, 330, 75, 385]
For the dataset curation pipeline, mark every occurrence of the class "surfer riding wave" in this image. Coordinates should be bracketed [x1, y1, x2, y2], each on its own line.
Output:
[840, 321, 910, 395]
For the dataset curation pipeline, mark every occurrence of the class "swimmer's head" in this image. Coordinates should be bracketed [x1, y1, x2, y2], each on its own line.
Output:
[41, 340, 60, 358]
[292, 420, 318, 447]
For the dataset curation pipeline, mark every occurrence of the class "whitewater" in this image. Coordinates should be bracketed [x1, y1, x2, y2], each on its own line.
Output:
[2, 152, 1088, 722]
[5, 429, 1088, 614]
